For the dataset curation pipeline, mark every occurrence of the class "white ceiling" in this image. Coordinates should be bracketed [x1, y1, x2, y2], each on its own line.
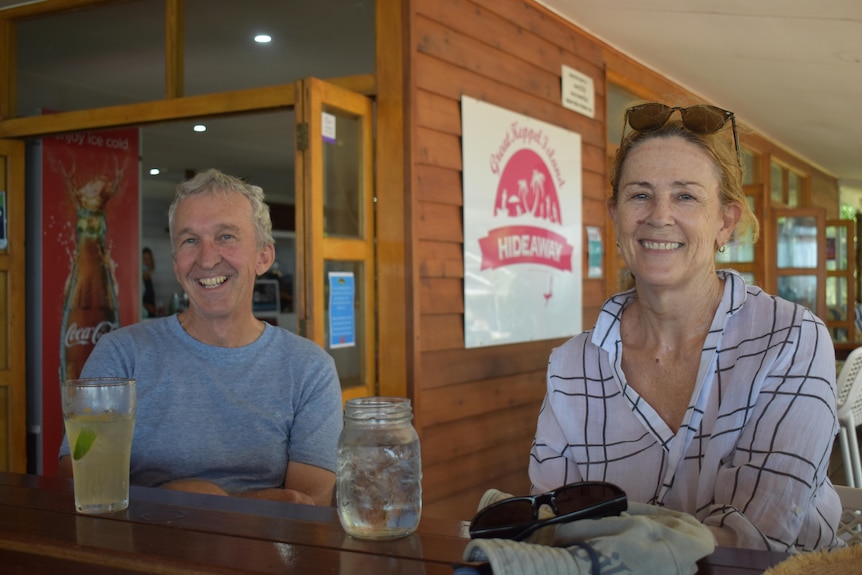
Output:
[538, 0, 862, 194]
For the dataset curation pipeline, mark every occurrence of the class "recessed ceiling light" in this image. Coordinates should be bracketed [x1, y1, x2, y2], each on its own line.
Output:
[149, 168, 160, 175]
[193, 124, 207, 132]
[254, 34, 272, 44]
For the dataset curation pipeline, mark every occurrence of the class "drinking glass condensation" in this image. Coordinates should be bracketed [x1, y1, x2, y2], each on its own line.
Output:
[336, 397, 422, 539]
[62, 378, 136, 514]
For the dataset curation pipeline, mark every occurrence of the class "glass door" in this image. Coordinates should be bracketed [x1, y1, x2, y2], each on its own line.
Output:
[772, 207, 826, 320]
[825, 219, 856, 342]
[0, 139, 25, 472]
[295, 78, 376, 401]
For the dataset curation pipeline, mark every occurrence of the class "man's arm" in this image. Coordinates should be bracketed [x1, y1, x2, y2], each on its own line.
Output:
[64, 454, 334, 505]
[160, 479, 229, 495]
[62, 454, 231, 495]
[238, 461, 335, 506]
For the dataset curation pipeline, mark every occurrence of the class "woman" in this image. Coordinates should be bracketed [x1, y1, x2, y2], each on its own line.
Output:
[529, 103, 842, 551]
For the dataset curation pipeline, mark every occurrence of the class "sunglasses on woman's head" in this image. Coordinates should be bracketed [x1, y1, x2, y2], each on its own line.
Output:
[468, 481, 627, 541]
[622, 103, 741, 164]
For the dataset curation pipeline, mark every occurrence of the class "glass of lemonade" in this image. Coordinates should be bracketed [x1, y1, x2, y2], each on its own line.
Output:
[61, 377, 136, 514]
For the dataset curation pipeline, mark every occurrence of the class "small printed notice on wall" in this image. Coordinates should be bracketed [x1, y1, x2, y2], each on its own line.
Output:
[561, 65, 595, 118]
[328, 271, 356, 349]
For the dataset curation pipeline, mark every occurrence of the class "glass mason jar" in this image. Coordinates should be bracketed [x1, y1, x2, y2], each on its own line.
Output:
[336, 396, 422, 540]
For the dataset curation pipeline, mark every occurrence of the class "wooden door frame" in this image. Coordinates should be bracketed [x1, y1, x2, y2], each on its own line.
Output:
[825, 218, 857, 342]
[770, 207, 827, 320]
[295, 77, 377, 401]
[0, 138, 26, 472]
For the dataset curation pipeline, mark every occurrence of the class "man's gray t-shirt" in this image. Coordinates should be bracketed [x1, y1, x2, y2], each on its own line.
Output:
[59, 316, 343, 495]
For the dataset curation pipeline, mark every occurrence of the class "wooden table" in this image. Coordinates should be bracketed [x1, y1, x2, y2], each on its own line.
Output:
[0, 472, 788, 574]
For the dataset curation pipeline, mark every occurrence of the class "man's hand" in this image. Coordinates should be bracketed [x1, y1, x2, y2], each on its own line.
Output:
[238, 462, 335, 505]
[160, 479, 229, 496]
[283, 461, 336, 506]
[160, 479, 317, 505]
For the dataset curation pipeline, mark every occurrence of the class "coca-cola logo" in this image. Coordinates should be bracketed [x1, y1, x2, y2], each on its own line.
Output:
[64, 321, 118, 348]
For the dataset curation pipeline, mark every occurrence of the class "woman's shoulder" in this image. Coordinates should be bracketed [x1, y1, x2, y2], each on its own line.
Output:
[549, 330, 598, 366]
[741, 284, 821, 324]
[718, 269, 820, 325]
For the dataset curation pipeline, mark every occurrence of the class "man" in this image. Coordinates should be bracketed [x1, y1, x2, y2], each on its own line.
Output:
[59, 169, 343, 506]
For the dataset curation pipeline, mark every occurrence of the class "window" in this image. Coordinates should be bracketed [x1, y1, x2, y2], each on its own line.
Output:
[770, 160, 804, 207]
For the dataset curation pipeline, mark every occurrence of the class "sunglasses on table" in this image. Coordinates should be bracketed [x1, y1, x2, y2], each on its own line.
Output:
[468, 481, 627, 541]
[622, 103, 741, 164]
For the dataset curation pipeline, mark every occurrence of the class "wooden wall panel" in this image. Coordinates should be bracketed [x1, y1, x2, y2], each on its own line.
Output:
[416, 16, 558, 101]
[417, 202, 462, 242]
[369, 0, 407, 402]
[418, 0, 602, 77]
[583, 143, 608, 181]
[424, 468, 528, 519]
[419, 314, 464, 352]
[423, 437, 534, 508]
[421, 340, 563, 389]
[422, 371, 547, 426]
[605, 52, 690, 104]
[416, 163, 462, 205]
[417, 240, 462, 278]
[469, 0, 603, 63]
[583, 195, 607, 226]
[583, 170, 608, 203]
[409, 0, 608, 517]
[421, 402, 542, 466]
[416, 126, 462, 169]
[811, 172, 840, 218]
[414, 54, 604, 148]
[419, 278, 463, 314]
[416, 90, 461, 136]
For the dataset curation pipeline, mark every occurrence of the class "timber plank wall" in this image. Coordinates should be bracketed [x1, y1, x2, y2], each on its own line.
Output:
[408, 0, 840, 520]
[411, 0, 608, 520]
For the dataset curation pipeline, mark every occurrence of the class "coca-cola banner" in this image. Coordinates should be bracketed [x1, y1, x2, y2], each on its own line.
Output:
[41, 128, 139, 476]
[462, 96, 582, 348]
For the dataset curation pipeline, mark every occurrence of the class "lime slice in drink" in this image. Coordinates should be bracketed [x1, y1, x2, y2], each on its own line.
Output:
[73, 428, 97, 460]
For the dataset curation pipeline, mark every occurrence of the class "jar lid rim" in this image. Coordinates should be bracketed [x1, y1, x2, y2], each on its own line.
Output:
[344, 396, 413, 421]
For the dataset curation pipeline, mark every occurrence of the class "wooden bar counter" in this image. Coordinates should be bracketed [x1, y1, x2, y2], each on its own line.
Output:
[0, 472, 788, 574]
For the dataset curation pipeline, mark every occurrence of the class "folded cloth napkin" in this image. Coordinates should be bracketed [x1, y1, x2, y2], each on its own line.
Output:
[461, 488, 715, 575]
